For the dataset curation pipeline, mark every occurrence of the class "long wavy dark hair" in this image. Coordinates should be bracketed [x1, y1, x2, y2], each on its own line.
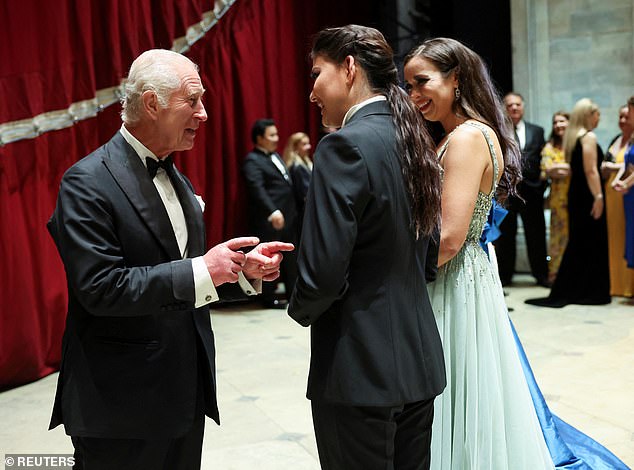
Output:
[311, 25, 441, 237]
[404, 38, 521, 203]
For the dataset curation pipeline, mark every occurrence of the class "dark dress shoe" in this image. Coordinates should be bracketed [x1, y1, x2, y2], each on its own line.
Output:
[263, 299, 288, 309]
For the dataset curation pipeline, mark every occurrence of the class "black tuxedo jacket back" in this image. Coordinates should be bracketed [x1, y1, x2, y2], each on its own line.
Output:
[242, 149, 298, 241]
[48, 132, 218, 439]
[289, 101, 446, 406]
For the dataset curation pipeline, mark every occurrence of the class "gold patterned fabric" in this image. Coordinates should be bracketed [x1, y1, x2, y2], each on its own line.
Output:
[604, 145, 634, 297]
[541, 143, 569, 279]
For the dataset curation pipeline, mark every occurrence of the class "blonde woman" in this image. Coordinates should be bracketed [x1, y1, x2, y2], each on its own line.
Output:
[283, 132, 313, 227]
[283, 132, 312, 198]
[527, 98, 610, 307]
[540, 111, 570, 282]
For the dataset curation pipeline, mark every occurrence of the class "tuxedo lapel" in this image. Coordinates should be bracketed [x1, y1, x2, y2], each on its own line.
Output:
[525, 124, 535, 148]
[257, 149, 292, 186]
[102, 134, 182, 260]
[169, 169, 205, 257]
[271, 152, 292, 186]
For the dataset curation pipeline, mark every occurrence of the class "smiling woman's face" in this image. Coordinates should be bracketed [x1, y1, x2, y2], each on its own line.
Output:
[404, 56, 457, 126]
[309, 55, 351, 128]
[618, 106, 630, 133]
[553, 114, 569, 137]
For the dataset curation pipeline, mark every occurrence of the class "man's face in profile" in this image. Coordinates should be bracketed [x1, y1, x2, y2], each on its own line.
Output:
[258, 125, 279, 153]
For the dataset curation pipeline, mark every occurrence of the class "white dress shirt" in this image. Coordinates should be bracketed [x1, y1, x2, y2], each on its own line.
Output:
[515, 120, 526, 150]
[119, 125, 223, 307]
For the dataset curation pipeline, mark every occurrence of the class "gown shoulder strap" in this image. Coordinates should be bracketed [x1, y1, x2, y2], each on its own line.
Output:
[463, 121, 499, 194]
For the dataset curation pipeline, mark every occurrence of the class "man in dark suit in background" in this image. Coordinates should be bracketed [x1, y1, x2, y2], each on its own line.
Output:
[288, 25, 445, 470]
[242, 119, 298, 308]
[47, 49, 293, 469]
[495, 92, 549, 287]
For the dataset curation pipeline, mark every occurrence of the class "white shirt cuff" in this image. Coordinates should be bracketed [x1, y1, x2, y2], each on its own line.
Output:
[237, 272, 262, 295]
[267, 209, 282, 221]
[192, 256, 218, 307]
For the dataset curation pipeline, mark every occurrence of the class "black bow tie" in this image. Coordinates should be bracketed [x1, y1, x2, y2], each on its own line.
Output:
[146, 156, 174, 178]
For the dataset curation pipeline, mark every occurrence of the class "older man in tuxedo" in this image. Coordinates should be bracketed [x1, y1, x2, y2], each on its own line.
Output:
[495, 92, 549, 287]
[48, 49, 293, 469]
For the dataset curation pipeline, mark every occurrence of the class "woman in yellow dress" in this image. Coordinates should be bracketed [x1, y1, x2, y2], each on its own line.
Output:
[541, 111, 570, 282]
[602, 104, 634, 298]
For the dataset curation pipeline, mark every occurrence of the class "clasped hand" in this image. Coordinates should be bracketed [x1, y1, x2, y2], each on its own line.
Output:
[612, 179, 630, 194]
[547, 163, 570, 180]
[202, 237, 294, 286]
[270, 211, 285, 230]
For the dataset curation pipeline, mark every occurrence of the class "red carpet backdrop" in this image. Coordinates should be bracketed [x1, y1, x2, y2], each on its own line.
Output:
[0, 0, 376, 388]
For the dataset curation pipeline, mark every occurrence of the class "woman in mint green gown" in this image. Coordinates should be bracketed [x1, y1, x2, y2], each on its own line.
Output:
[404, 38, 628, 470]
[405, 37, 552, 470]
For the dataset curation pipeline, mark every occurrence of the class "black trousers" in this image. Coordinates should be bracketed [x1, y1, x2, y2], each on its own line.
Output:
[311, 398, 435, 470]
[71, 412, 204, 470]
[494, 184, 548, 284]
[72, 342, 208, 470]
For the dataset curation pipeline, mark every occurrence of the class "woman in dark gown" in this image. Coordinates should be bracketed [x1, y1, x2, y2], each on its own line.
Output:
[527, 98, 610, 307]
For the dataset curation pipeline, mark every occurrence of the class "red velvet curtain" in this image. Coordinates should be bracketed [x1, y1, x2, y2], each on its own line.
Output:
[0, 0, 376, 388]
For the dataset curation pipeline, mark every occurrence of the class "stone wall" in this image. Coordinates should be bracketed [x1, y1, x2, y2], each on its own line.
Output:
[511, 0, 634, 148]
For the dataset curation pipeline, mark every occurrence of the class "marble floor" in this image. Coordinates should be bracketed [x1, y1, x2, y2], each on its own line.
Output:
[1, 274, 633, 468]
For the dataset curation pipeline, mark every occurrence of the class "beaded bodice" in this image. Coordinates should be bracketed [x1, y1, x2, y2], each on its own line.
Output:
[437, 121, 499, 245]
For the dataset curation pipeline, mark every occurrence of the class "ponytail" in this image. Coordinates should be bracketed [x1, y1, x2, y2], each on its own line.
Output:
[386, 83, 441, 237]
[312, 25, 442, 237]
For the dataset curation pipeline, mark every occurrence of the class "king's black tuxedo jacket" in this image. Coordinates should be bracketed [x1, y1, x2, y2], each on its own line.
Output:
[288, 101, 446, 406]
[48, 132, 218, 439]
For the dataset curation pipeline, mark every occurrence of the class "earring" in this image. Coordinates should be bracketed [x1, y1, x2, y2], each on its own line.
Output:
[454, 88, 461, 100]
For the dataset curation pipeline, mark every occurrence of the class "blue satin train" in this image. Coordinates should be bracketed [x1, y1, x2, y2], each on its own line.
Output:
[482, 200, 629, 469]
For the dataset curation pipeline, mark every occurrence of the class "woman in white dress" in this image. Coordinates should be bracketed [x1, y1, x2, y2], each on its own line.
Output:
[404, 38, 554, 469]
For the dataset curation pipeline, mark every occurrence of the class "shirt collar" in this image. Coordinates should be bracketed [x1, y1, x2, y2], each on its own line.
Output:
[342, 95, 387, 127]
[120, 125, 160, 166]
[515, 120, 525, 132]
[256, 146, 274, 155]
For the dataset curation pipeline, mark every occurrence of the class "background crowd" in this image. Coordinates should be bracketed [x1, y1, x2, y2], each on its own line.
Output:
[244, 93, 634, 312]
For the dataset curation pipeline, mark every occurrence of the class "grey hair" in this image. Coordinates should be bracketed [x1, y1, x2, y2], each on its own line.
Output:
[120, 49, 198, 125]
